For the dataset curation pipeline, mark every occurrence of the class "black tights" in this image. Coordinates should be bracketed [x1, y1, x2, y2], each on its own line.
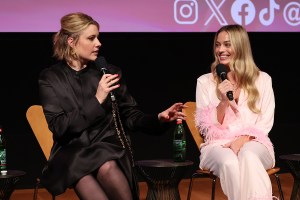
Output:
[74, 160, 133, 200]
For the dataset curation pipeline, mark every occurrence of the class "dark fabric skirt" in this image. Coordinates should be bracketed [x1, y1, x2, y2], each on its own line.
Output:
[40, 130, 139, 199]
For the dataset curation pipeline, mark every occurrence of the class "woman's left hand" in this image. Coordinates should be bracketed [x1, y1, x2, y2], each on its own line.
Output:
[223, 135, 254, 155]
[158, 102, 187, 122]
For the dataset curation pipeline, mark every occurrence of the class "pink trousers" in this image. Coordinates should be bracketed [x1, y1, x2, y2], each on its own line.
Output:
[200, 141, 276, 200]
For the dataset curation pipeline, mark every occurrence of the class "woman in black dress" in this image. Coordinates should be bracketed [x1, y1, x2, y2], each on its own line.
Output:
[38, 12, 186, 200]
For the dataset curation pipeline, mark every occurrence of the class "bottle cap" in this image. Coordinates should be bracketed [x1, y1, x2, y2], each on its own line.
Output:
[176, 119, 182, 124]
[1, 170, 7, 175]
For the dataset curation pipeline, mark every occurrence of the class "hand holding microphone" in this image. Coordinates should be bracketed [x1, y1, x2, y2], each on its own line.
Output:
[100, 72, 119, 102]
[216, 64, 234, 101]
[95, 57, 120, 102]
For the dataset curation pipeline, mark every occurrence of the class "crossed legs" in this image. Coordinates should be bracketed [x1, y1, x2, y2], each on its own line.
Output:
[74, 160, 133, 200]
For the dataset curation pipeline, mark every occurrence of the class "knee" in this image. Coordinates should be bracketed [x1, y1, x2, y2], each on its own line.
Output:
[98, 160, 117, 177]
[239, 148, 258, 162]
[220, 159, 239, 173]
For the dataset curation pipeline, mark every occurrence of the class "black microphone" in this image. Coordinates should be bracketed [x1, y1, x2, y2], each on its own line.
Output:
[216, 64, 233, 101]
[95, 57, 116, 102]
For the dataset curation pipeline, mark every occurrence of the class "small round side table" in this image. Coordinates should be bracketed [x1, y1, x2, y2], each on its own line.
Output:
[280, 154, 300, 200]
[0, 170, 26, 200]
[135, 159, 193, 200]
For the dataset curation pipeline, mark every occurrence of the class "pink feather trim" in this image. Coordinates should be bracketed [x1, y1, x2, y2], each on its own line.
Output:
[195, 106, 273, 151]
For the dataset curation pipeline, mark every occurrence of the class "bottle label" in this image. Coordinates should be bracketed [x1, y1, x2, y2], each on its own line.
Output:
[0, 149, 6, 170]
[173, 139, 186, 162]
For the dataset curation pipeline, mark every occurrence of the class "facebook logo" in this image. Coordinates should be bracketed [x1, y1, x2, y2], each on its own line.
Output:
[231, 0, 256, 25]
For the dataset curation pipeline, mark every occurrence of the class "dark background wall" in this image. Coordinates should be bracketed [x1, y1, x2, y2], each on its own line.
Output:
[0, 32, 299, 189]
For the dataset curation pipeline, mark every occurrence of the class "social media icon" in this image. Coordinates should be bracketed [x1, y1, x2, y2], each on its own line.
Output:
[205, 0, 227, 26]
[231, 0, 256, 25]
[259, 0, 280, 26]
[174, 0, 198, 24]
[283, 2, 300, 26]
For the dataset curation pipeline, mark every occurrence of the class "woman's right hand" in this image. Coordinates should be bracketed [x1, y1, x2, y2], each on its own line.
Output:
[95, 73, 120, 103]
[218, 79, 234, 101]
[217, 80, 240, 122]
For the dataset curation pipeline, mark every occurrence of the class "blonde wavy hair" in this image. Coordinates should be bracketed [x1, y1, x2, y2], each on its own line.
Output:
[52, 12, 100, 64]
[211, 24, 260, 113]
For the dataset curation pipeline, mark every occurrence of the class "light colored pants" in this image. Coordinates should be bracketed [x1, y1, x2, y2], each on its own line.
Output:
[200, 141, 274, 200]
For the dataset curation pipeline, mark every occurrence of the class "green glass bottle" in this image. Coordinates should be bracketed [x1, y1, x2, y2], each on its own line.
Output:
[0, 125, 7, 175]
[173, 119, 186, 162]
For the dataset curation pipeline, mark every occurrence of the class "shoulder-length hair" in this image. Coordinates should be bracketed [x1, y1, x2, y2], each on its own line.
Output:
[52, 12, 100, 63]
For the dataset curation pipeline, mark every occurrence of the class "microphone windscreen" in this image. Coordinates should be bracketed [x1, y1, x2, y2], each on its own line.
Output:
[216, 64, 228, 77]
[95, 56, 108, 69]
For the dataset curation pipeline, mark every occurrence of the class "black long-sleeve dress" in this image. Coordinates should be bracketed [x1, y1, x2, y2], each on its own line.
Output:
[38, 57, 168, 198]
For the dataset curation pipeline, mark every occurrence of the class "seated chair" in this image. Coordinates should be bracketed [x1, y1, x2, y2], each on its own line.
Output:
[26, 105, 55, 200]
[182, 101, 284, 200]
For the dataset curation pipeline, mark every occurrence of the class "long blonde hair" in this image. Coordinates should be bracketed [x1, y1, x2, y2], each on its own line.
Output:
[211, 24, 260, 113]
[53, 12, 99, 63]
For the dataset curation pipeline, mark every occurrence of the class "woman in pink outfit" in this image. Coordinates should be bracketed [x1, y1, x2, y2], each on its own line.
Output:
[195, 24, 277, 200]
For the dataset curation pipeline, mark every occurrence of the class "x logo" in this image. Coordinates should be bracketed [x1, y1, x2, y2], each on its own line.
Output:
[205, 0, 228, 25]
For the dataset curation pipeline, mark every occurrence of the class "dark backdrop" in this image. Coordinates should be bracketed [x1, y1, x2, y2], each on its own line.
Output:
[0, 32, 299, 189]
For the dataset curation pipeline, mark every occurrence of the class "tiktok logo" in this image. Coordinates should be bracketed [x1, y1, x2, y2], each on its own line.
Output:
[259, 0, 280, 26]
[231, 0, 256, 25]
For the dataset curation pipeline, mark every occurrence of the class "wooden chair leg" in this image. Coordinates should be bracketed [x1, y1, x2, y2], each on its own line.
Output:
[211, 176, 217, 200]
[33, 177, 56, 200]
[33, 178, 40, 200]
[187, 173, 198, 200]
[273, 173, 284, 200]
[187, 172, 217, 200]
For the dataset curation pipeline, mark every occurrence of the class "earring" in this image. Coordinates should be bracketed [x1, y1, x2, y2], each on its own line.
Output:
[71, 48, 76, 55]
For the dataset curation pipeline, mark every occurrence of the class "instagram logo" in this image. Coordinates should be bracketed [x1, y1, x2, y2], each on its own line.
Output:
[174, 0, 198, 24]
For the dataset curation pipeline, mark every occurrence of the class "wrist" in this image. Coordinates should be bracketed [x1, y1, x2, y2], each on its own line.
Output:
[218, 100, 229, 109]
